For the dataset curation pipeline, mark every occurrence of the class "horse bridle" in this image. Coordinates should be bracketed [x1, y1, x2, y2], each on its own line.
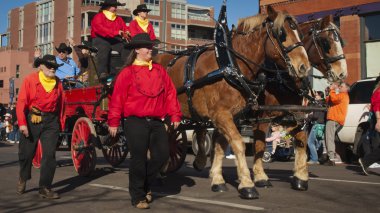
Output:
[264, 17, 304, 78]
[310, 25, 346, 80]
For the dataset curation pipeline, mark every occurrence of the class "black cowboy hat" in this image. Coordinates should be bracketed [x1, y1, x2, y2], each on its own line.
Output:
[126, 33, 160, 49]
[100, 0, 125, 7]
[34, 54, 63, 69]
[55, 43, 72, 54]
[76, 41, 98, 53]
[133, 4, 151, 16]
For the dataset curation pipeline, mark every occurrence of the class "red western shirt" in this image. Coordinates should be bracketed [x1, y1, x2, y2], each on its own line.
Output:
[371, 88, 380, 112]
[91, 12, 129, 38]
[16, 72, 64, 127]
[108, 64, 182, 127]
[129, 19, 157, 40]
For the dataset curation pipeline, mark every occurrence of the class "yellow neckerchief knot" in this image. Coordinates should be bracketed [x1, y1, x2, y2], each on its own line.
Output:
[133, 59, 153, 70]
[38, 71, 56, 93]
[135, 16, 149, 32]
[103, 10, 117, 21]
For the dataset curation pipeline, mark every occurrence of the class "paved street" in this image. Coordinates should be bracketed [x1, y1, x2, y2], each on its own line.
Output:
[0, 141, 379, 213]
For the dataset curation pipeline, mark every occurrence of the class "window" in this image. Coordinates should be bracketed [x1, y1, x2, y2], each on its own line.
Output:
[0, 80, 3, 88]
[171, 45, 184, 51]
[171, 3, 186, 19]
[68, 17, 74, 38]
[188, 9, 210, 22]
[16, 65, 20, 78]
[144, 0, 160, 16]
[150, 21, 160, 37]
[82, 0, 103, 6]
[36, 1, 53, 45]
[171, 24, 186, 40]
[38, 43, 52, 55]
[363, 13, 380, 78]
[16, 88, 19, 95]
[349, 80, 376, 104]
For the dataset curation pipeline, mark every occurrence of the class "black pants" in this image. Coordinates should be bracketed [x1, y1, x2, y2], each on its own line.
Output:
[18, 113, 59, 188]
[92, 37, 128, 78]
[124, 117, 169, 205]
[362, 128, 380, 167]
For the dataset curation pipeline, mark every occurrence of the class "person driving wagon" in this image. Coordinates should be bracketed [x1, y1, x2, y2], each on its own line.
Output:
[91, 0, 130, 83]
[55, 43, 80, 81]
[108, 33, 182, 209]
[129, 4, 157, 40]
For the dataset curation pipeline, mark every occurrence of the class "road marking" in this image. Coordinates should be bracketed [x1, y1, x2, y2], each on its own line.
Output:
[268, 174, 380, 185]
[90, 183, 265, 211]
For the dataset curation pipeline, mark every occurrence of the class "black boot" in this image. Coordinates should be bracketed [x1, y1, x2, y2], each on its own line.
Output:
[17, 178, 26, 195]
[39, 187, 60, 199]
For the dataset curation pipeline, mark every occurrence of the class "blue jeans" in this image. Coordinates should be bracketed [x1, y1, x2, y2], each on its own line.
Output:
[308, 125, 323, 162]
[225, 144, 234, 156]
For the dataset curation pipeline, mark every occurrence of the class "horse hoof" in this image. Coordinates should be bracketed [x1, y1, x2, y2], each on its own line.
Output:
[211, 184, 228, 192]
[291, 176, 308, 191]
[238, 187, 259, 199]
[255, 180, 273, 188]
[193, 159, 206, 172]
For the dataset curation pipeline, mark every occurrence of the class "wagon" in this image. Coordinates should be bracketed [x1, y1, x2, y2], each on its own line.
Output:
[32, 50, 188, 176]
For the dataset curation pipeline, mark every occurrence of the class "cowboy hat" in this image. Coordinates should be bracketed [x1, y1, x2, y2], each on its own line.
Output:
[76, 41, 98, 53]
[34, 54, 64, 69]
[55, 43, 72, 54]
[125, 33, 160, 49]
[133, 4, 151, 16]
[100, 0, 126, 7]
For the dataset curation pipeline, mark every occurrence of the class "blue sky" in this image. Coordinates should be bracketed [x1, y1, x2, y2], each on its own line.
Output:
[0, 0, 259, 33]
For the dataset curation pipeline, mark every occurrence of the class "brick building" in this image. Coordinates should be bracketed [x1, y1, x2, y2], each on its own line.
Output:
[260, 0, 380, 84]
[0, 0, 215, 104]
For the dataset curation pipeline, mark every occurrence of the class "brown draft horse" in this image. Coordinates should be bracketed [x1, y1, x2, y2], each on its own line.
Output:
[154, 6, 311, 199]
[251, 15, 347, 189]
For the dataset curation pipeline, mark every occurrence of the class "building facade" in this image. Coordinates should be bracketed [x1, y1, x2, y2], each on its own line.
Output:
[0, 0, 215, 104]
[260, 0, 380, 84]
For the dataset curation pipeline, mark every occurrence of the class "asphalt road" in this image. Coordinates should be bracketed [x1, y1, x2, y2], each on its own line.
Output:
[0, 141, 379, 213]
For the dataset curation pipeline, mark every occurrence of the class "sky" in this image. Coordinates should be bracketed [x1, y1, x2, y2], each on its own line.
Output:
[0, 0, 259, 34]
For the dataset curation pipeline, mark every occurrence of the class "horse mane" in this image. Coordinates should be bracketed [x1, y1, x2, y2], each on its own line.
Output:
[237, 12, 297, 35]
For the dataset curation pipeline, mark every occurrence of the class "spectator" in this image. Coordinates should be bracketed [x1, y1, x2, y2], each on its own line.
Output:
[108, 33, 182, 209]
[265, 123, 288, 155]
[321, 82, 350, 166]
[358, 76, 380, 175]
[0, 103, 6, 120]
[54, 43, 80, 81]
[129, 4, 157, 40]
[307, 91, 327, 165]
[4, 113, 13, 143]
[91, 0, 130, 83]
[225, 144, 235, 159]
[16, 54, 64, 199]
[9, 103, 19, 143]
[0, 118, 5, 141]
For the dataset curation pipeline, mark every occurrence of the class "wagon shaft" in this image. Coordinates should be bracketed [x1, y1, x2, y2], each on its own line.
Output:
[257, 105, 326, 112]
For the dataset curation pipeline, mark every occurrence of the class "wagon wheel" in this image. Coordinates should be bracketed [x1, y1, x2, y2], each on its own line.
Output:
[101, 134, 128, 167]
[71, 117, 97, 176]
[163, 129, 187, 174]
[32, 140, 43, 169]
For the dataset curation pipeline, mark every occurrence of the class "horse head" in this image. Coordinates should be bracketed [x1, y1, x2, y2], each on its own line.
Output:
[300, 15, 347, 82]
[264, 6, 311, 78]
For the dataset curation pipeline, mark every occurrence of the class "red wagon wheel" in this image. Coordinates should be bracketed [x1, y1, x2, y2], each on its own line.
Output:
[71, 117, 97, 176]
[32, 140, 43, 169]
[163, 129, 187, 174]
[101, 134, 128, 167]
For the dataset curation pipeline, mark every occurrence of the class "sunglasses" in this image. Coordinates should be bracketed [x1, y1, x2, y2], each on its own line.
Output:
[58, 51, 67, 54]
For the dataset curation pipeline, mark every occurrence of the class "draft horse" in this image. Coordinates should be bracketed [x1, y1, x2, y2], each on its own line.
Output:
[155, 6, 311, 199]
[251, 15, 347, 189]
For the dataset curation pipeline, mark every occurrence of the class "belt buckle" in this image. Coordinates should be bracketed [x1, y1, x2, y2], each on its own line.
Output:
[146, 117, 152, 122]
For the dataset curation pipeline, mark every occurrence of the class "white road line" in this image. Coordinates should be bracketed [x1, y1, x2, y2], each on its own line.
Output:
[267, 174, 380, 185]
[90, 183, 265, 211]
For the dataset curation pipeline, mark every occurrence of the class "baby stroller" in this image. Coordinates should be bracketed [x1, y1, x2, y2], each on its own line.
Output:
[263, 131, 295, 163]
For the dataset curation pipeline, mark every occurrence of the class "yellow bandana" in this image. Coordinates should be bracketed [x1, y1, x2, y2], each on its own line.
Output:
[103, 10, 117, 21]
[133, 59, 153, 70]
[39, 71, 56, 93]
[135, 16, 149, 32]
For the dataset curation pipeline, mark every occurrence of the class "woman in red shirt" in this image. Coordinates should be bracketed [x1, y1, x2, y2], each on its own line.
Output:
[91, 0, 130, 82]
[129, 4, 157, 40]
[359, 76, 380, 175]
[108, 33, 181, 209]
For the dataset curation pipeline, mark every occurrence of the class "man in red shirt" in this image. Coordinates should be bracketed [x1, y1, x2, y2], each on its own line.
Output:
[16, 55, 64, 199]
[129, 4, 157, 40]
[91, 0, 130, 83]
